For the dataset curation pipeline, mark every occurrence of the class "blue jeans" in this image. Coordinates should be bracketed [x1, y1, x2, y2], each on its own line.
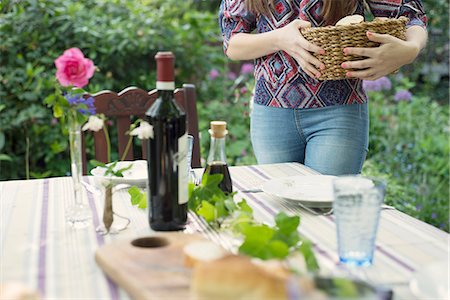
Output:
[250, 103, 369, 175]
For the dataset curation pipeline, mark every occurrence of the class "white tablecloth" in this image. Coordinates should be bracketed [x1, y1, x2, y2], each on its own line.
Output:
[1, 163, 448, 299]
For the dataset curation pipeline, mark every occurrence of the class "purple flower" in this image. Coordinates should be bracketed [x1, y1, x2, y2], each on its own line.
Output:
[209, 69, 220, 80]
[431, 212, 437, 219]
[362, 76, 392, 92]
[51, 118, 58, 126]
[241, 149, 247, 157]
[415, 204, 422, 212]
[240, 63, 254, 75]
[227, 72, 237, 80]
[65, 93, 96, 115]
[378, 76, 392, 90]
[394, 90, 412, 102]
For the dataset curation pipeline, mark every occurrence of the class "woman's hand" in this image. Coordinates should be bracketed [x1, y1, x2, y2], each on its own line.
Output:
[278, 20, 325, 78]
[342, 31, 420, 80]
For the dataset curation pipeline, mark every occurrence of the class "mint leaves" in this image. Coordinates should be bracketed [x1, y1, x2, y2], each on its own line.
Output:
[128, 186, 147, 209]
[234, 212, 318, 272]
[188, 173, 319, 272]
[188, 173, 237, 225]
[91, 160, 133, 177]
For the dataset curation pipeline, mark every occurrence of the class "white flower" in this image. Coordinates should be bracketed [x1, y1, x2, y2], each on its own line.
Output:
[130, 121, 153, 139]
[82, 115, 104, 132]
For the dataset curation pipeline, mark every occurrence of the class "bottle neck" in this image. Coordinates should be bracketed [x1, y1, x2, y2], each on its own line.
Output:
[207, 136, 227, 164]
[158, 89, 174, 100]
[156, 81, 175, 91]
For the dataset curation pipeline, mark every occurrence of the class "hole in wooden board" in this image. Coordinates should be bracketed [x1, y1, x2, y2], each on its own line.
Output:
[131, 237, 170, 248]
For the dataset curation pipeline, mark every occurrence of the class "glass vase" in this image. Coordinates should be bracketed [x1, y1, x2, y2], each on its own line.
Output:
[65, 119, 92, 228]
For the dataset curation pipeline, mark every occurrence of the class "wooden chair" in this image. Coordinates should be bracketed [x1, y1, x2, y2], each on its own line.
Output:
[82, 84, 201, 174]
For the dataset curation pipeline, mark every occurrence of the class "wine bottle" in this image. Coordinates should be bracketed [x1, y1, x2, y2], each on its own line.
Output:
[203, 121, 233, 194]
[146, 51, 188, 231]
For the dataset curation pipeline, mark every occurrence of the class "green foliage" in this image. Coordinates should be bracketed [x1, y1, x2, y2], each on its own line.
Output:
[362, 77, 449, 232]
[128, 186, 147, 209]
[0, 0, 221, 179]
[187, 174, 319, 271]
[198, 67, 257, 166]
[400, 0, 449, 102]
[188, 173, 237, 224]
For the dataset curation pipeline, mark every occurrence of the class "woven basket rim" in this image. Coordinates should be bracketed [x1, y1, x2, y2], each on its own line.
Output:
[301, 16, 408, 34]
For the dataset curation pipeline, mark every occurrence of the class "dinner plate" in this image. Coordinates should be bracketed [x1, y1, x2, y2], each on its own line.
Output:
[261, 175, 336, 208]
[409, 259, 449, 299]
[91, 160, 148, 187]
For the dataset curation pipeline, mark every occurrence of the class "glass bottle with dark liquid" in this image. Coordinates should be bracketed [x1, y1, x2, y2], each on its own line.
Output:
[203, 121, 233, 194]
[146, 51, 188, 231]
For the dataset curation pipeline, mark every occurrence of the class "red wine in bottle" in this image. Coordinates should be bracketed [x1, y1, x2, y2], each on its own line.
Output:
[146, 51, 188, 231]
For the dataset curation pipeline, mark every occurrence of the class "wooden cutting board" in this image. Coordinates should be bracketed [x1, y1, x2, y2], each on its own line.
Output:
[95, 233, 205, 300]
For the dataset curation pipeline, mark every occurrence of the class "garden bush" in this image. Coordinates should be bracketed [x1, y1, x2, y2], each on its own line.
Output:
[362, 76, 449, 232]
[0, 0, 223, 179]
[197, 63, 256, 166]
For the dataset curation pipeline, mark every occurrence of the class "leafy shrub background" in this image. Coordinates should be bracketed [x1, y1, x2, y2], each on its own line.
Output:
[362, 77, 449, 232]
[0, 0, 225, 178]
[0, 0, 448, 231]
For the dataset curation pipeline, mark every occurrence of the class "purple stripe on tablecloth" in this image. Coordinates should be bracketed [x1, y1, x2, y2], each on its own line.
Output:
[376, 247, 416, 272]
[85, 180, 104, 246]
[38, 179, 49, 295]
[234, 180, 335, 263]
[324, 215, 416, 273]
[235, 182, 276, 216]
[85, 179, 120, 300]
[247, 165, 271, 180]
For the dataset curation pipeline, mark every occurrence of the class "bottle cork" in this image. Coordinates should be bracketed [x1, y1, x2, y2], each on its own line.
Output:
[208, 121, 228, 138]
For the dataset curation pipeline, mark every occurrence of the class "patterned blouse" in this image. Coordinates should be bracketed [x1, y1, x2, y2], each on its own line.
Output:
[219, 0, 427, 109]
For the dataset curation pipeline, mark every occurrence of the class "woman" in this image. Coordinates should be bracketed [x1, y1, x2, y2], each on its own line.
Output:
[219, 0, 427, 175]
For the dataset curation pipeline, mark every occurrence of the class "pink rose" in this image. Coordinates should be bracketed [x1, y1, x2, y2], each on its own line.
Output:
[55, 48, 95, 88]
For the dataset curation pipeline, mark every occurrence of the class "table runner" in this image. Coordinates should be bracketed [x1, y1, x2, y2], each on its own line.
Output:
[1, 163, 448, 299]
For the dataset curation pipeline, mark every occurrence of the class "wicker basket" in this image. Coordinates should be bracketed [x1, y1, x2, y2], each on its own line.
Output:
[301, 17, 408, 80]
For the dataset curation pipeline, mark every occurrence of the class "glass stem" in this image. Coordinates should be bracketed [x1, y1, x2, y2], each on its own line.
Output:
[69, 118, 83, 206]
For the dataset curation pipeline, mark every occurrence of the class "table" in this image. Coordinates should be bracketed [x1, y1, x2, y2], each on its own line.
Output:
[1, 163, 448, 299]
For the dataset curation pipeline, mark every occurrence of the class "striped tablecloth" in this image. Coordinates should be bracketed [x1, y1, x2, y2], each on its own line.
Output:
[1, 163, 448, 299]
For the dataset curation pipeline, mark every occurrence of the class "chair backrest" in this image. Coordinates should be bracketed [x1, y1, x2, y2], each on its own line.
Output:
[82, 84, 201, 174]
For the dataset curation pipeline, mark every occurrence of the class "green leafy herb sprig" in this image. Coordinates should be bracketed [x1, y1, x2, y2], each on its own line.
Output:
[188, 172, 238, 225]
[189, 173, 318, 271]
[91, 160, 133, 178]
[128, 186, 147, 209]
[128, 172, 319, 272]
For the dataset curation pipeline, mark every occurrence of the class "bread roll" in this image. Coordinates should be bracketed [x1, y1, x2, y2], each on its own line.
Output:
[191, 255, 326, 300]
[183, 240, 229, 268]
[336, 15, 364, 26]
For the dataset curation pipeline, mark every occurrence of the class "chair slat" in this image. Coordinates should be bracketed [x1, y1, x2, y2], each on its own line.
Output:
[82, 85, 201, 174]
[182, 84, 201, 168]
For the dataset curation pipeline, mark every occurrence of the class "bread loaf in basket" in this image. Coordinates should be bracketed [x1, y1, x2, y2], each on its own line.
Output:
[301, 16, 408, 80]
